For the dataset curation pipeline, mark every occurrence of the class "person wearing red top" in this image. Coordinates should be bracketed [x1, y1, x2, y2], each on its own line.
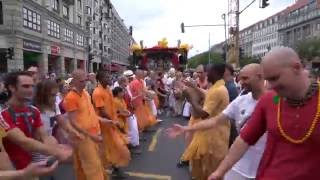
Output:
[209, 47, 320, 180]
[1, 72, 72, 170]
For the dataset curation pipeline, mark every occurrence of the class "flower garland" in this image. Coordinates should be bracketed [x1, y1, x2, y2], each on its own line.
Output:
[276, 83, 320, 144]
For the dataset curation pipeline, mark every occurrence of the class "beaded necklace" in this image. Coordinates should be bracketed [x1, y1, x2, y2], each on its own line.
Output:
[277, 82, 320, 144]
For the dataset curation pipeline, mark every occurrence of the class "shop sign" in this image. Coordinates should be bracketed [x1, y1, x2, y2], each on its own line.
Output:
[51, 45, 60, 55]
[23, 39, 42, 52]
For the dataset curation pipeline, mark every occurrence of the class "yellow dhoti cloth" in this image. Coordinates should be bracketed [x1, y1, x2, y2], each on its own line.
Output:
[182, 80, 230, 180]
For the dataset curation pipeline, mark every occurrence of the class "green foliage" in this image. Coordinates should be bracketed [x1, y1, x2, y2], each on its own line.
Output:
[296, 38, 320, 61]
[187, 51, 224, 68]
[239, 56, 259, 67]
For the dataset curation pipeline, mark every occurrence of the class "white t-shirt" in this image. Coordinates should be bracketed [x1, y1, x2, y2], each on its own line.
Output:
[32, 100, 62, 163]
[223, 92, 266, 178]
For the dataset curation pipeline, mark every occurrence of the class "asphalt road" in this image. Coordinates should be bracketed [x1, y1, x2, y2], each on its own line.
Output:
[121, 115, 191, 180]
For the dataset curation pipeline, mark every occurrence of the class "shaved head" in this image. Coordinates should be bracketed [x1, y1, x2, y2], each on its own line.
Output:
[72, 69, 87, 90]
[262, 47, 302, 68]
[240, 63, 263, 76]
[72, 69, 86, 80]
[135, 69, 144, 79]
[239, 63, 264, 92]
[261, 47, 309, 98]
[196, 65, 205, 72]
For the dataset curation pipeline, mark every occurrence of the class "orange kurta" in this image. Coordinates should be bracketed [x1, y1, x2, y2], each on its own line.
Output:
[92, 85, 130, 167]
[63, 90, 106, 180]
[129, 79, 157, 131]
[113, 97, 129, 134]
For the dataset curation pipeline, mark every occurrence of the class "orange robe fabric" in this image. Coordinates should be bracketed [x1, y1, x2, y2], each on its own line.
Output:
[129, 79, 157, 131]
[113, 97, 129, 134]
[92, 85, 130, 167]
[63, 90, 106, 180]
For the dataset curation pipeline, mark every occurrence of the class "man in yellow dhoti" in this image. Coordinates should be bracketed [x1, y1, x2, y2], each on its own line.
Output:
[179, 64, 230, 180]
[92, 71, 130, 179]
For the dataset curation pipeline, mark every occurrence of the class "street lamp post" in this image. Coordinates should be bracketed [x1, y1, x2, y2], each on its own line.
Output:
[208, 32, 211, 64]
[222, 13, 228, 62]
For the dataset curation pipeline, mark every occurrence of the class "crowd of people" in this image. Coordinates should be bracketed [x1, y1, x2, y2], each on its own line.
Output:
[0, 61, 222, 179]
[0, 47, 319, 180]
[166, 47, 320, 180]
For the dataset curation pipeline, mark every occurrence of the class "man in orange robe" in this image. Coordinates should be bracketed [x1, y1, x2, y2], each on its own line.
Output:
[92, 70, 130, 178]
[129, 69, 157, 132]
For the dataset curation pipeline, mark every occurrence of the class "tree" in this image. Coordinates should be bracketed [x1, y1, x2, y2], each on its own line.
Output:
[239, 56, 259, 67]
[187, 51, 224, 68]
[296, 38, 320, 62]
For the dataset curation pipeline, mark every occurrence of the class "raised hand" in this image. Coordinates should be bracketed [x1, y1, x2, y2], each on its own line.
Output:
[165, 124, 187, 139]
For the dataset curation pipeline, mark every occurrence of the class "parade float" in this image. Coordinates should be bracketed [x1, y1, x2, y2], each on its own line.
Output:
[130, 38, 192, 71]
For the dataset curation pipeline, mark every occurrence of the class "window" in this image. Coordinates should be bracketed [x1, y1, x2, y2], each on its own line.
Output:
[104, 46, 107, 51]
[77, 34, 84, 46]
[87, 6, 91, 15]
[64, 28, 73, 43]
[95, 0, 98, 8]
[23, 7, 41, 32]
[77, 0, 81, 10]
[104, 23, 107, 29]
[63, 5, 69, 18]
[93, 13, 96, 20]
[47, 20, 60, 38]
[52, 0, 59, 11]
[93, 28, 96, 34]
[88, 38, 92, 45]
[77, 15, 82, 25]
[104, 35, 107, 40]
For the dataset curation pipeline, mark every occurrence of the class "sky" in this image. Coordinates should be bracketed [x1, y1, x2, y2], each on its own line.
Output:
[112, 0, 295, 57]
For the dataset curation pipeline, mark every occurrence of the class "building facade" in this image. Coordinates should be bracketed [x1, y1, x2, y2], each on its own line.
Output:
[251, 14, 281, 58]
[109, 4, 131, 66]
[0, 0, 132, 75]
[0, 0, 90, 76]
[278, 0, 320, 48]
[239, 25, 254, 57]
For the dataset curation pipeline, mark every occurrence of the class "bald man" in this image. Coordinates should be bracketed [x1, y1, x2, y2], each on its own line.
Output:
[206, 47, 320, 180]
[167, 63, 266, 180]
[195, 65, 208, 89]
[129, 69, 157, 131]
[63, 69, 107, 180]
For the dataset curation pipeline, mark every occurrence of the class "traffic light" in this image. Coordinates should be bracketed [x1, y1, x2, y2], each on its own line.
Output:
[6, 47, 14, 60]
[129, 26, 133, 36]
[261, 0, 269, 8]
[239, 47, 244, 59]
[181, 22, 185, 33]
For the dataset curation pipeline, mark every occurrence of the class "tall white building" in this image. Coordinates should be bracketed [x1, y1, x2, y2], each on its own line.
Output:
[251, 14, 281, 58]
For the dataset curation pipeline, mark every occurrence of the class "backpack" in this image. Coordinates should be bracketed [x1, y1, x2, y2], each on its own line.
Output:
[7, 105, 36, 137]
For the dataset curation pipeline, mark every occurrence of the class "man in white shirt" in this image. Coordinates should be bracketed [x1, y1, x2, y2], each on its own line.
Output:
[166, 63, 266, 180]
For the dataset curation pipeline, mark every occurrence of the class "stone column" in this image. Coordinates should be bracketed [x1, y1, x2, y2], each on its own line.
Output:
[7, 38, 23, 72]
[38, 52, 48, 78]
[56, 56, 65, 77]
[71, 58, 77, 72]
